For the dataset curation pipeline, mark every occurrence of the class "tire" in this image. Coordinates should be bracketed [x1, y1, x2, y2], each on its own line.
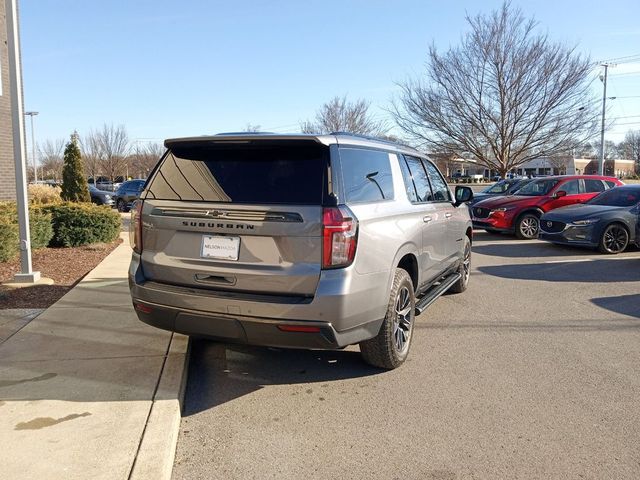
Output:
[515, 212, 540, 240]
[449, 236, 471, 294]
[117, 199, 128, 213]
[359, 268, 415, 370]
[598, 223, 629, 254]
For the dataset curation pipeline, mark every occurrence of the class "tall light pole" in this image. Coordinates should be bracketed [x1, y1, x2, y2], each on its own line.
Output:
[25, 111, 39, 182]
[6, 0, 41, 283]
[598, 63, 616, 176]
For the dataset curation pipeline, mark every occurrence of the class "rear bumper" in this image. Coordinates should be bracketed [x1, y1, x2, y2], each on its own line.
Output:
[132, 299, 377, 349]
[128, 253, 388, 349]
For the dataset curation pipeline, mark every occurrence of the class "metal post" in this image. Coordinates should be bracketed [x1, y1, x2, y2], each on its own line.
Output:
[6, 0, 40, 283]
[598, 64, 608, 176]
[25, 111, 39, 183]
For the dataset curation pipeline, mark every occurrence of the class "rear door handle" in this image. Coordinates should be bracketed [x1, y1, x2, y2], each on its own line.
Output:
[423, 216, 432, 223]
[445, 213, 453, 219]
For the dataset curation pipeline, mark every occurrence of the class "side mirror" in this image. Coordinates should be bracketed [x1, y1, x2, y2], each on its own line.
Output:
[454, 186, 473, 206]
[553, 190, 567, 199]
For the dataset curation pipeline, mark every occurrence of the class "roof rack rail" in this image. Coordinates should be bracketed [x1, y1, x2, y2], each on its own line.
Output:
[215, 131, 275, 135]
[329, 131, 401, 146]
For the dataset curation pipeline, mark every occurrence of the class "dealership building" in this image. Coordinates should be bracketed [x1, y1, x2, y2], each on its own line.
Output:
[442, 156, 636, 179]
[1, 0, 17, 201]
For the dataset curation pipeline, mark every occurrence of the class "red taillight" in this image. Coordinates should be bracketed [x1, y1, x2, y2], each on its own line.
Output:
[134, 302, 153, 314]
[322, 206, 358, 269]
[130, 200, 144, 254]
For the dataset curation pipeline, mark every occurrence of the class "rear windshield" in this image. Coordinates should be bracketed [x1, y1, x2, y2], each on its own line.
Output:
[588, 187, 640, 207]
[145, 143, 328, 204]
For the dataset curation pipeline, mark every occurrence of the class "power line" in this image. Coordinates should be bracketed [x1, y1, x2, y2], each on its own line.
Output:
[598, 53, 640, 64]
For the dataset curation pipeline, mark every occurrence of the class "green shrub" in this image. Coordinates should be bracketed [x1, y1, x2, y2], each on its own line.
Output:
[28, 184, 62, 204]
[0, 203, 54, 262]
[44, 203, 121, 247]
[0, 216, 18, 262]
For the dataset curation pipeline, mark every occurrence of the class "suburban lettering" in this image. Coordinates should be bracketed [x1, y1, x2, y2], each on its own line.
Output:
[181, 221, 255, 230]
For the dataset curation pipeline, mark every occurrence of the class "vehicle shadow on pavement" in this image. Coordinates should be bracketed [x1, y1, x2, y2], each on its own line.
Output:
[183, 339, 381, 415]
[473, 241, 599, 258]
[477, 258, 640, 283]
[591, 294, 640, 319]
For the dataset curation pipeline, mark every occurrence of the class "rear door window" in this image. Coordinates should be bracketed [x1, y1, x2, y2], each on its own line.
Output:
[423, 160, 452, 202]
[339, 148, 394, 203]
[146, 143, 328, 204]
[584, 179, 606, 193]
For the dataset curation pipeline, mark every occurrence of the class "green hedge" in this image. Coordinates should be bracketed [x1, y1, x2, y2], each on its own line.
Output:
[0, 203, 54, 262]
[43, 203, 121, 247]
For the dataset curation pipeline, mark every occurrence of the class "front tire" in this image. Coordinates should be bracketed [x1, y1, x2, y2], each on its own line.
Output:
[515, 212, 540, 240]
[598, 223, 629, 254]
[360, 268, 415, 369]
[117, 199, 128, 213]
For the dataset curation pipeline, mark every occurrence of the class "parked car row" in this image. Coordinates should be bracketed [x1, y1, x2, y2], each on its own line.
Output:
[470, 174, 639, 254]
[88, 179, 146, 212]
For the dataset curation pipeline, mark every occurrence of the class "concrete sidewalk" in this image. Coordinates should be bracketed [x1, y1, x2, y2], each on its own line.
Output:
[0, 235, 189, 480]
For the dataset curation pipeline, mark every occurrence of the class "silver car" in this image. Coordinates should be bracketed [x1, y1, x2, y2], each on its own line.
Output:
[129, 133, 473, 369]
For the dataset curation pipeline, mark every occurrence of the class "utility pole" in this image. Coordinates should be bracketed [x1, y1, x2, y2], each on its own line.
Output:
[25, 111, 39, 182]
[6, 0, 41, 284]
[598, 63, 616, 176]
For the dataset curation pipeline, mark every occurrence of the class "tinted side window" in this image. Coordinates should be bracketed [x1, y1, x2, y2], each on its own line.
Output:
[423, 160, 451, 202]
[404, 156, 433, 202]
[339, 148, 394, 203]
[605, 180, 617, 189]
[398, 156, 418, 202]
[561, 180, 579, 195]
[584, 179, 605, 193]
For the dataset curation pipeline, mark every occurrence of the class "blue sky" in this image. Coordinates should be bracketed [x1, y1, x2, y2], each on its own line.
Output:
[18, 0, 640, 147]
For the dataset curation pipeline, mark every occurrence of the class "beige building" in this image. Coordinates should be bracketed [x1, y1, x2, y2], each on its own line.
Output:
[1, 0, 17, 200]
[439, 155, 636, 179]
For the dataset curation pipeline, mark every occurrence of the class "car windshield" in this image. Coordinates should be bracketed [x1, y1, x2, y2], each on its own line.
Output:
[484, 180, 515, 194]
[588, 187, 640, 207]
[515, 179, 559, 196]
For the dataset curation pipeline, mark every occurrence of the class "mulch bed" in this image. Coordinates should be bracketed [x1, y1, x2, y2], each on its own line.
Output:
[0, 239, 123, 309]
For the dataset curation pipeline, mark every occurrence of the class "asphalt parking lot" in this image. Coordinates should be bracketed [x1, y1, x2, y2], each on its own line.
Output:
[172, 233, 640, 480]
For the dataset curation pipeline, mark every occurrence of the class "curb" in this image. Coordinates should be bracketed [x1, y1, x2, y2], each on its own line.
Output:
[129, 333, 190, 480]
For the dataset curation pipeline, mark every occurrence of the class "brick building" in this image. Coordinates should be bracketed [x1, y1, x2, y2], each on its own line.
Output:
[1, 0, 17, 201]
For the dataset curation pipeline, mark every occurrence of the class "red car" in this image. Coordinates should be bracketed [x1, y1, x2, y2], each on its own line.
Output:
[472, 175, 623, 239]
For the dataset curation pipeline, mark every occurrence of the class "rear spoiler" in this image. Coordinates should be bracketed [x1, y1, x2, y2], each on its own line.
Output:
[164, 134, 330, 149]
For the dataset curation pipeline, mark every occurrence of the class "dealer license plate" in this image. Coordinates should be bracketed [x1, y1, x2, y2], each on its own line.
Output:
[201, 235, 240, 260]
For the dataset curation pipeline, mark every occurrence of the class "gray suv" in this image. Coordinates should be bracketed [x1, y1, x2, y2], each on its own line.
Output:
[129, 133, 473, 369]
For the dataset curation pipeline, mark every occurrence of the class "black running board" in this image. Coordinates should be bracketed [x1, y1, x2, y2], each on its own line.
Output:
[414, 272, 461, 315]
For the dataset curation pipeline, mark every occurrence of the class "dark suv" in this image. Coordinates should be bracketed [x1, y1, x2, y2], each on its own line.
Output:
[114, 179, 145, 212]
[128, 133, 473, 369]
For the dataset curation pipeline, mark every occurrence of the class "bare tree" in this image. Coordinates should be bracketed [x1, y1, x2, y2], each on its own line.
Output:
[301, 96, 388, 136]
[80, 130, 102, 181]
[38, 138, 65, 181]
[620, 130, 640, 173]
[392, 2, 599, 177]
[128, 142, 164, 178]
[244, 123, 262, 132]
[96, 124, 130, 181]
